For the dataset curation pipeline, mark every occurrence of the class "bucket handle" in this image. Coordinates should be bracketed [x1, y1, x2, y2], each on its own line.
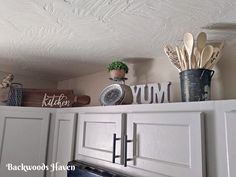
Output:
[210, 70, 215, 78]
[200, 70, 215, 79]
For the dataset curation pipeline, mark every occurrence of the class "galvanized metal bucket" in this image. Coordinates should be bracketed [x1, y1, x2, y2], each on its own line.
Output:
[180, 69, 214, 102]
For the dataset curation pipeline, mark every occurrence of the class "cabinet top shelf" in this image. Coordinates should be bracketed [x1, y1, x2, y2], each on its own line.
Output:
[1, 99, 236, 114]
[55, 99, 236, 114]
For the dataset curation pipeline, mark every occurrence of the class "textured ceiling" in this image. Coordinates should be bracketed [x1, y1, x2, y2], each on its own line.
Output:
[0, 0, 236, 81]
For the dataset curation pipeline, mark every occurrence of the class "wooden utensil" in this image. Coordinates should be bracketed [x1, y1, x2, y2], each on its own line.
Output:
[203, 41, 224, 69]
[208, 54, 222, 69]
[191, 54, 197, 69]
[183, 33, 194, 69]
[205, 48, 222, 69]
[175, 46, 184, 70]
[196, 32, 207, 53]
[200, 45, 214, 68]
[180, 46, 188, 70]
[219, 42, 224, 51]
[194, 48, 201, 68]
[164, 45, 181, 71]
[203, 47, 219, 67]
[208, 41, 224, 51]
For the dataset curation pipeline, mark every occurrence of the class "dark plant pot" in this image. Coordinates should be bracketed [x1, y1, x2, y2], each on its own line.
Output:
[180, 69, 215, 102]
[110, 69, 126, 79]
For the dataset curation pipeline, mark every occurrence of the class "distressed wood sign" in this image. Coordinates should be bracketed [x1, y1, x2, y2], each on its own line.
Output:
[130, 82, 171, 104]
[42, 93, 70, 107]
[21, 89, 90, 107]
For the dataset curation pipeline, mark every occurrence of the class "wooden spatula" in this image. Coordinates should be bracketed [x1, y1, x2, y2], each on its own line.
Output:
[204, 47, 221, 69]
[164, 45, 181, 71]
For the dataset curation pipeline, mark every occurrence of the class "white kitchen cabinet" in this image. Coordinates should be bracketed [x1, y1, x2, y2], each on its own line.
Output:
[0, 100, 236, 177]
[126, 112, 205, 177]
[76, 113, 125, 164]
[213, 101, 236, 177]
[51, 112, 77, 177]
[74, 105, 206, 177]
[0, 107, 51, 177]
[224, 111, 236, 177]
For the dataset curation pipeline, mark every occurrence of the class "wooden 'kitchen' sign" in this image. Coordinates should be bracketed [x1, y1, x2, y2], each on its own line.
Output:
[130, 82, 171, 104]
[22, 89, 90, 108]
[42, 93, 70, 107]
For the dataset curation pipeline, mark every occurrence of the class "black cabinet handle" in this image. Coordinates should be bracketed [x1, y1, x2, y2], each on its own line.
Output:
[124, 135, 133, 167]
[112, 133, 121, 163]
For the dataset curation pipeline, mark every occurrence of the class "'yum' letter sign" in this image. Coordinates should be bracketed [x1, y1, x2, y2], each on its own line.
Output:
[131, 82, 171, 104]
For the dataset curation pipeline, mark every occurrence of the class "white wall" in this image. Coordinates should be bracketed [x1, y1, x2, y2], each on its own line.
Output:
[0, 71, 57, 89]
[57, 52, 229, 106]
[57, 71, 110, 106]
[0, 71, 57, 105]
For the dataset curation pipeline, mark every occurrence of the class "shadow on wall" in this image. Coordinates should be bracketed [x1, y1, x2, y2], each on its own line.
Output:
[216, 39, 236, 99]
[123, 57, 154, 85]
[123, 57, 181, 102]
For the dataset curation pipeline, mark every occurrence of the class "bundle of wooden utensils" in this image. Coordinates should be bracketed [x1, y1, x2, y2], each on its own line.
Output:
[164, 32, 224, 72]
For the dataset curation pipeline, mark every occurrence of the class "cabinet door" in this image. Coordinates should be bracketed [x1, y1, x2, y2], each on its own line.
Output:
[223, 111, 236, 177]
[77, 113, 124, 164]
[0, 109, 50, 177]
[213, 101, 236, 177]
[51, 113, 76, 177]
[126, 112, 205, 177]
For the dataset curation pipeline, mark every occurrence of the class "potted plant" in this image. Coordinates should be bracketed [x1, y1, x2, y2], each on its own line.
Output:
[107, 60, 129, 79]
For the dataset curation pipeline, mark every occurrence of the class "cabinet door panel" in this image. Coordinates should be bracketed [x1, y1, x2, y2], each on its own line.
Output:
[51, 113, 76, 177]
[77, 113, 124, 164]
[126, 112, 205, 177]
[224, 111, 236, 177]
[0, 109, 50, 177]
[213, 101, 236, 177]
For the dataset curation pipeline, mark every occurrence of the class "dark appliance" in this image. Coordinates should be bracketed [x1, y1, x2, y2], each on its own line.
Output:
[68, 161, 131, 177]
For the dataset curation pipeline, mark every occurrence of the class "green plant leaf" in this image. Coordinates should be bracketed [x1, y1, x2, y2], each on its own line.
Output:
[107, 60, 129, 73]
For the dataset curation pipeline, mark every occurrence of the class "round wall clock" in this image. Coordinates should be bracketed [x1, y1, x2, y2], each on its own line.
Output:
[100, 84, 133, 106]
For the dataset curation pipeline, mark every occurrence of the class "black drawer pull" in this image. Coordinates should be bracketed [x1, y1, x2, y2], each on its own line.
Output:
[124, 135, 133, 167]
[112, 133, 121, 163]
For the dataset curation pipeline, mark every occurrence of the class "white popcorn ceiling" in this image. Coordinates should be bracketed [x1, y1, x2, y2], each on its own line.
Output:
[0, 0, 236, 81]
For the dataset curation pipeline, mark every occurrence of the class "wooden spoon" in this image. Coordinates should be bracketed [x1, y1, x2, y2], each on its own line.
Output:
[194, 48, 201, 68]
[196, 32, 207, 53]
[183, 32, 194, 69]
[191, 54, 197, 69]
[180, 46, 188, 70]
[200, 45, 214, 68]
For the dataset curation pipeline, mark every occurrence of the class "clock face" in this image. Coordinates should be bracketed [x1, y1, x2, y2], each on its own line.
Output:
[104, 89, 122, 104]
[100, 84, 124, 106]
